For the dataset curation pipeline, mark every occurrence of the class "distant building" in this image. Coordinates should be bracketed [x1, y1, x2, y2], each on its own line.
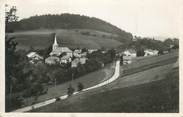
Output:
[123, 56, 132, 65]
[27, 52, 43, 64]
[73, 49, 82, 58]
[71, 57, 88, 67]
[80, 57, 88, 64]
[80, 52, 87, 57]
[144, 49, 158, 56]
[163, 50, 169, 54]
[88, 49, 98, 54]
[60, 55, 72, 64]
[123, 49, 137, 57]
[71, 58, 80, 68]
[45, 56, 60, 65]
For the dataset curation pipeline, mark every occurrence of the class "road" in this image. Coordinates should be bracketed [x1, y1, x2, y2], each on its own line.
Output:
[12, 60, 120, 112]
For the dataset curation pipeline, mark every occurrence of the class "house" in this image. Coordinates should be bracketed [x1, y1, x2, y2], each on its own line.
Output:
[88, 49, 98, 54]
[123, 49, 137, 57]
[163, 50, 169, 54]
[45, 56, 60, 65]
[144, 49, 158, 56]
[60, 55, 72, 64]
[80, 52, 87, 57]
[71, 57, 88, 67]
[73, 49, 82, 58]
[123, 56, 132, 65]
[80, 57, 88, 64]
[49, 34, 72, 57]
[71, 58, 80, 68]
[27, 52, 43, 64]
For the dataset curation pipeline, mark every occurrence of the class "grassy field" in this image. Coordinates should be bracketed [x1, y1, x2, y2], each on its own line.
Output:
[32, 52, 179, 112]
[21, 62, 115, 107]
[7, 29, 122, 51]
[121, 51, 178, 76]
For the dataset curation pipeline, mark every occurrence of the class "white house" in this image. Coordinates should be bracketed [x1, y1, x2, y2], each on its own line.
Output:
[80, 57, 88, 64]
[60, 55, 72, 64]
[123, 49, 137, 57]
[71, 57, 88, 67]
[88, 49, 98, 54]
[123, 56, 132, 65]
[144, 49, 158, 56]
[73, 49, 82, 58]
[71, 58, 80, 68]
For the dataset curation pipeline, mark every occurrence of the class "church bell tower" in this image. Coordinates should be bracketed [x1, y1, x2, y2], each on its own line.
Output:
[52, 33, 58, 51]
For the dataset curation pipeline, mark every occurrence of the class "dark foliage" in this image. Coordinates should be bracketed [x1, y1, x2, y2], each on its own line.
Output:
[77, 82, 84, 91]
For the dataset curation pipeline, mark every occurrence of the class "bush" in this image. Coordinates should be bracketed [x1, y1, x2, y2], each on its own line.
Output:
[77, 82, 84, 91]
[67, 85, 75, 96]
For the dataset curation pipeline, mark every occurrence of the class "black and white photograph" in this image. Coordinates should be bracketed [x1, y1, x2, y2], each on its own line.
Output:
[1, 0, 181, 114]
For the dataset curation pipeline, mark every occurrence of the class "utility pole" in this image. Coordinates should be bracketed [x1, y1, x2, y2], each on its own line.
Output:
[71, 73, 74, 85]
[54, 78, 56, 87]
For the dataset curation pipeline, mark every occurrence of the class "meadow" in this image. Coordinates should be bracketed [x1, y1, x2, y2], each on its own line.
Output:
[7, 29, 123, 51]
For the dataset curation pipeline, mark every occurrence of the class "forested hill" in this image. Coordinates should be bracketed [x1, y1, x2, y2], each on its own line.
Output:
[7, 14, 133, 42]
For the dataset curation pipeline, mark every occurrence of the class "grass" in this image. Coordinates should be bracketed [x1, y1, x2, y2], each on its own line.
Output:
[33, 66, 179, 112]
[121, 52, 178, 76]
[7, 29, 122, 51]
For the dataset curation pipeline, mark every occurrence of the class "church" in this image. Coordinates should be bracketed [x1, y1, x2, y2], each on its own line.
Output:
[45, 34, 73, 65]
[49, 34, 72, 57]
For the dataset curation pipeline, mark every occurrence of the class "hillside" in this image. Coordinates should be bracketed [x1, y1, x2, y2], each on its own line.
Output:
[7, 14, 133, 43]
[7, 29, 123, 51]
[32, 52, 179, 112]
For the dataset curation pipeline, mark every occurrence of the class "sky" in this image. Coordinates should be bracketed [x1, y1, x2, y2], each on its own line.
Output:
[4, 0, 182, 39]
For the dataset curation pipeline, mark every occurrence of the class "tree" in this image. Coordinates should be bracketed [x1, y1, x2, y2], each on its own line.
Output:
[5, 5, 19, 32]
[67, 85, 75, 96]
[77, 82, 84, 91]
[5, 36, 18, 94]
[137, 48, 145, 57]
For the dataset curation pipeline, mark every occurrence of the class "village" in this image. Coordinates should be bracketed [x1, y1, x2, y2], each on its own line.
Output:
[26, 34, 166, 68]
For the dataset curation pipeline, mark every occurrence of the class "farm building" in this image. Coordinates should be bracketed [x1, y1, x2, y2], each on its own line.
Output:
[27, 52, 43, 64]
[123, 56, 132, 65]
[123, 49, 137, 57]
[144, 49, 158, 56]
[60, 55, 72, 64]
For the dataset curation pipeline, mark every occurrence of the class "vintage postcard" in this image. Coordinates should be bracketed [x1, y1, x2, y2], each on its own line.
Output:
[0, 0, 182, 117]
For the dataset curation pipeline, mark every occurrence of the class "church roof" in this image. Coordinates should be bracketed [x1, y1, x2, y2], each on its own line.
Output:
[45, 56, 60, 64]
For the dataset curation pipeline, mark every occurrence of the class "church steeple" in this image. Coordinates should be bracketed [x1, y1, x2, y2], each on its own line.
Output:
[53, 33, 58, 50]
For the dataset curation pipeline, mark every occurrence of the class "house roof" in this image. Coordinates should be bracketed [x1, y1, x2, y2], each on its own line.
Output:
[27, 52, 43, 59]
[27, 52, 36, 58]
[50, 47, 72, 56]
[61, 55, 71, 60]
[145, 49, 158, 53]
[45, 56, 60, 62]
[124, 49, 136, 54]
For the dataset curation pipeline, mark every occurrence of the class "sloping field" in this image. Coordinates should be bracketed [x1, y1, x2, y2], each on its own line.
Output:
[32, 64, 178, 112]
[121, 51, 178, 75]
[7, 29, 123, 51]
